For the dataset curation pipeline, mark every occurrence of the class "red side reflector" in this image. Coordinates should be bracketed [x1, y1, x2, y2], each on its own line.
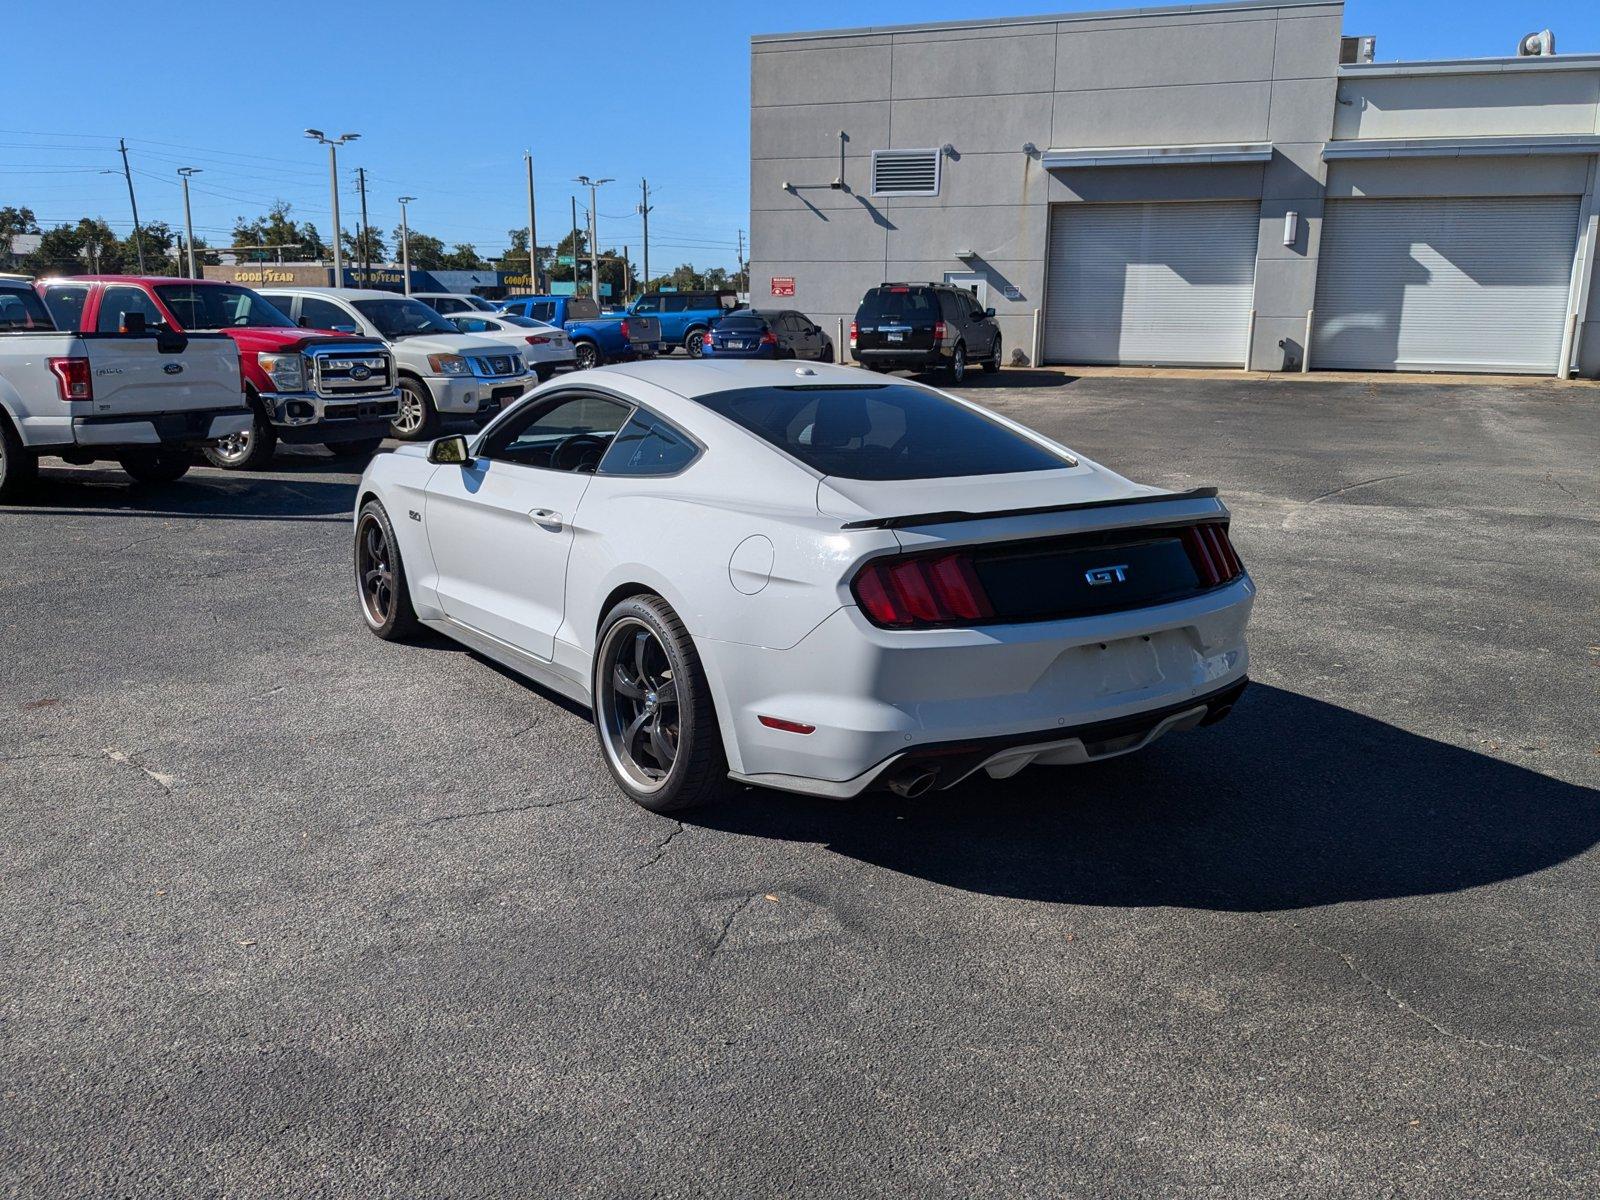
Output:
[758, 715, 816, 735]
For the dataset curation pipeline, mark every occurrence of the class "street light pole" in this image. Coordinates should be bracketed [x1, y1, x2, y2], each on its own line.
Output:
[574, 175, 612, 302]
[398, 196, 415, 296]
[177, 167, 202, 278]
[524, 151, 539, 293]
[305, 129, 360, 284]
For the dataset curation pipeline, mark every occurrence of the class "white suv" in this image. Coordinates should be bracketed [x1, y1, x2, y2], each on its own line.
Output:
[412, 292, 498, 315]
[261, 287, 534, 439]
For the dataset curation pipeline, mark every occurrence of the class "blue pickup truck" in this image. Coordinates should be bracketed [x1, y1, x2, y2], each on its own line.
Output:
[497, 295, 661, 370]
[628, 291, 740, 358]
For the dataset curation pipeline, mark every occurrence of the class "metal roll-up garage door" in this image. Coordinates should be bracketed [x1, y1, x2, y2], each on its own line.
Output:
[1043, 200, 1259, 366]
[1312, 196, 1581, 374]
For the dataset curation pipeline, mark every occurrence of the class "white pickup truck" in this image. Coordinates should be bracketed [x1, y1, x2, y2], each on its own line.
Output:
[0, 276, 250, 501]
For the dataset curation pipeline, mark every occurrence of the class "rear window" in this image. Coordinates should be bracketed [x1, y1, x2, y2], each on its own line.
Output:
[857, 287, 939, 325]
[716, 314, 769, 331]
[0, 286, 54, 331]
[565, 297, 600, 320]
[694, 384, 1069, 481]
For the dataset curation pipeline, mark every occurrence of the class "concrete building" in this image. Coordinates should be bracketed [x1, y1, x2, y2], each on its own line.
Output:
[749, 0, 1600, 376]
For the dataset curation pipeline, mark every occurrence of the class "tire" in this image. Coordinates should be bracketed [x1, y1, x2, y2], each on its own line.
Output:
[203, 411, 277, 470]
[391, 379, 437, 441]
[354, 499, 420, 641]
[535, 365, 555, 383]
[119, 451, 192, 486]
[983, 335, 1002, 374]
[326, 436, 385, 460]
[819, 341, 835, 363]
[0, 415, 39, 503]
[592, 594, 734, 813]
[684, 328, 707, 359]
[948, 342, 968, 384]
[657, 344, 675, 357]
[573, 341, 600, 371]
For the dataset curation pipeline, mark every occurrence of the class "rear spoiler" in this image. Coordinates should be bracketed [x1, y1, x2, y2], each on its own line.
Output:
[838, 486, 1221, 531]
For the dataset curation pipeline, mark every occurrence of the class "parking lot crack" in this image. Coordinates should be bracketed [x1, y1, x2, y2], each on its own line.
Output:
[1265, 914, 1559, 1068]
[636, 821, 685, 871]
[1304, 472, 1415, 507]
[417, 795, 585, 827]
[705, 893, 761, 962]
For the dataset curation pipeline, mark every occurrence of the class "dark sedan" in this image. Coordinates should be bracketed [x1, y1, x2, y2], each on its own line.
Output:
[701, 309, 834, 361]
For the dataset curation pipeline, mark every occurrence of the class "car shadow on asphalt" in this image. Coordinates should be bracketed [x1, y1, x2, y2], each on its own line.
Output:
[688, 683, 1600, 911]
[908, 369, 1076, 389]
[3, 464, 358, 522]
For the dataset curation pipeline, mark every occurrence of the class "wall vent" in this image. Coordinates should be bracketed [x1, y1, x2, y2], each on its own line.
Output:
[871, 149, 941, 197]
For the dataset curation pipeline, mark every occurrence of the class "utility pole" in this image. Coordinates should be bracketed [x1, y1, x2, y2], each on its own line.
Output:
[623, 244, 632, 303]
[638, 178, 652, 290]
[305, 130, 360, 284]
[117, 138, 146, 272]
[355, 166, 371, 287]
[570, 195, 580, 295]
[737, 228, 746, 294]
[524, 151, 539, 293]
[177, 168, 201, 278]
[398, 196, 415, 296]
[574, 175, 611, 302]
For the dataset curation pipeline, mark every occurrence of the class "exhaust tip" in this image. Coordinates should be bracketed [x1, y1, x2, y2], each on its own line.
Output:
[1200, 702, 1234, 727]
[886, 767, 938, 799]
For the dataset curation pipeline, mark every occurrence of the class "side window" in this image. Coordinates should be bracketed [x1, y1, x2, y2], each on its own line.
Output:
[600, 412, 699, 477]
[42, 285, 89, 331]
[530, 301, 555, 321]
[96, 286, 164, 333]
[436, 298, 467, 313]
[633, 296, 661, 313]
[968, 294, 986, 319]
[662, 296, 688, 313]
[481, 392, 632, 472]
[452, 317, 491, 333]
[299, 296, 353, 331]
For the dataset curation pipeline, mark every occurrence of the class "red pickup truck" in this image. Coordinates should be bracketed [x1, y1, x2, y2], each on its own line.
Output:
[38, 276, 399, 469]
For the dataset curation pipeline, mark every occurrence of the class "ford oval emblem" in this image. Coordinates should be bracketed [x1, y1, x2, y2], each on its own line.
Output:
[162, 363, 183, 375]
[350, 364, 371, 381]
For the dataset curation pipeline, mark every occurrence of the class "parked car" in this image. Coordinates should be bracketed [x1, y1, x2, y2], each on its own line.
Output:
[497, 295, 660, 370]
[0, 277, 249, 500]
[39, 276, 398, 469]
[412, 292, 499, 315]
[351, 359, 1252, 814]
[260, 287, 534, 440]
[851, 282, 1003, 383]
[702, 309, 834, 361]
[442, 313, 576, 381]
[629, 291, 739, 358]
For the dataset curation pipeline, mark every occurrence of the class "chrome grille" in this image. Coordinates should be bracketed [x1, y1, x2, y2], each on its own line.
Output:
[309, 343, 394, 397]
[470, 354, 520, 378]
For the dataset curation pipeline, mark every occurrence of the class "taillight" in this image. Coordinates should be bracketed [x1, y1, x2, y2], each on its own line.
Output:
[1180, 523, 1244, 587]
[852, 552, 995, 628]
[933, 319, 946, 342]
[48, 357, 92, 401]
[619, 320, 629, 339]
[760, 330, 777, 345]
[525, 335, 551, 345]
[849, 320, 858, 344]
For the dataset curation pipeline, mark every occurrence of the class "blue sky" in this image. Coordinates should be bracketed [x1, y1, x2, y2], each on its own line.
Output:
[3, 1, 1595, 273]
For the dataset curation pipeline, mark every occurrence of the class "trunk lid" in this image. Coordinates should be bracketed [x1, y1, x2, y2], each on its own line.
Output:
[80, 332, 241, 416]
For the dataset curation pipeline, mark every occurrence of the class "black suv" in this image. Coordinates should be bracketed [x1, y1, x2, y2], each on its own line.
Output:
[851, 282, 1002, 383]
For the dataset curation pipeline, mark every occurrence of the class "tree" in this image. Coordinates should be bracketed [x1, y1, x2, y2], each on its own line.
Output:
[232, 201, 322, 262]
[21, 218, 124, 276]
[392, 226, 447, 271]
[342, 225, 387, 265]
[438, 243, 487, 271]
[503, 227, 554, 288]
[125, 220, 178, 276]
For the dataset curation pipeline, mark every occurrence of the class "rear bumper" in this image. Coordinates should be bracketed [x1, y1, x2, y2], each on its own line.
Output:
[704, 344, 777, 359]
[853, 346, 947, 369]
[700, 575, 1254, 797]
[71, 408, 252, 449]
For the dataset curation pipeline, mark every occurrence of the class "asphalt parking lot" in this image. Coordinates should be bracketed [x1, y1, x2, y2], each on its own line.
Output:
[3, 371, 1597, 1198]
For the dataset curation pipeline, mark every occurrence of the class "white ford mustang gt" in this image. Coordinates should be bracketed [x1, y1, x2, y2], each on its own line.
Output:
[353, 359, 1253, 813]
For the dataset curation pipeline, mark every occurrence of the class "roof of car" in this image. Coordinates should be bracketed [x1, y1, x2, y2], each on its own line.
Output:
[596, 358, 883, 400]
[56, 275, 234, 286]
[254, 286, 412, 300]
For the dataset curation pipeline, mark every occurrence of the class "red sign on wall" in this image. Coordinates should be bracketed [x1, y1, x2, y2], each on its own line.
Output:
[770, 276, 796, 297]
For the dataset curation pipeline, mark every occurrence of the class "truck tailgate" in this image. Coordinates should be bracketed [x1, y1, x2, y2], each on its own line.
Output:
[81, 332, 241, 416]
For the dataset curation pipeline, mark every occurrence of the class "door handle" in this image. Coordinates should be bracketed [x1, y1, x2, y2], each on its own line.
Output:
[529, 508, 563, 530]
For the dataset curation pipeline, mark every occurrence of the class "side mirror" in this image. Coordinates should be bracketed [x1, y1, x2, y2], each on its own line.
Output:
[984, 307, 996, 318]
[121, 311, 147, 335]
[428, 434, 473, 466]
[297, 315, 312, 328]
